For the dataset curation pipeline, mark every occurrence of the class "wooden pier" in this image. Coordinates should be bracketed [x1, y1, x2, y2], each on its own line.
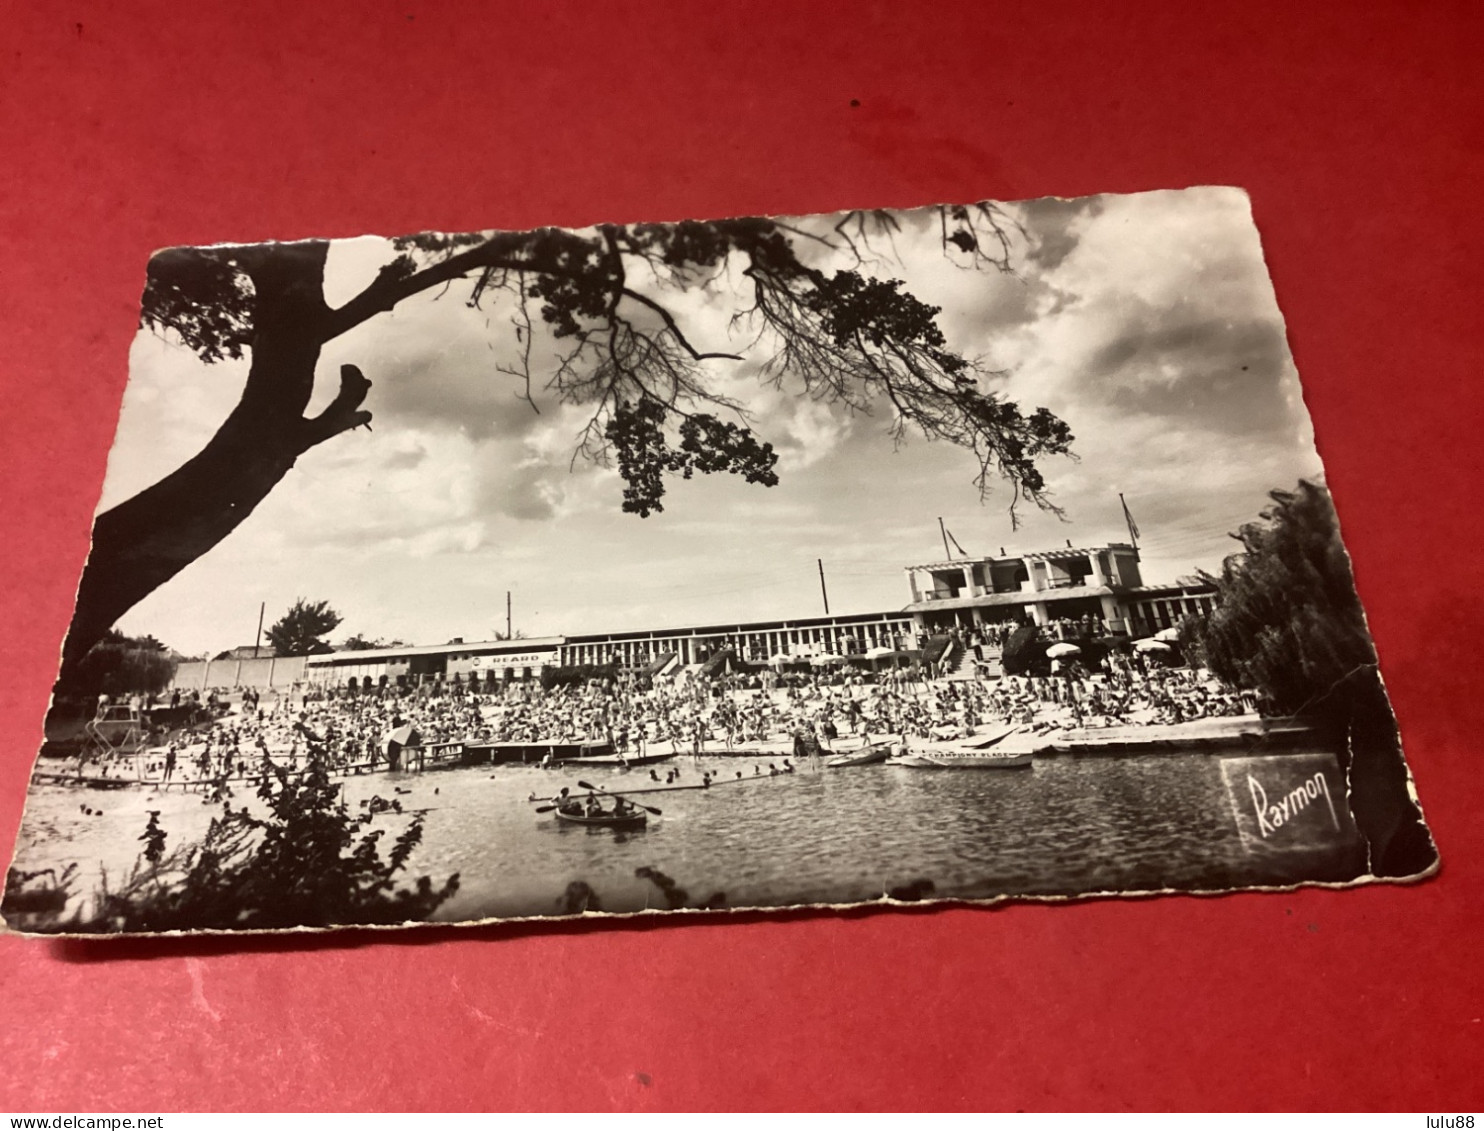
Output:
[1040, 715, 1320, 756]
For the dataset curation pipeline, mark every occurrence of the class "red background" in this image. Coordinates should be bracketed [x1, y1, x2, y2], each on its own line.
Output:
[2, 0, 1481, 1112]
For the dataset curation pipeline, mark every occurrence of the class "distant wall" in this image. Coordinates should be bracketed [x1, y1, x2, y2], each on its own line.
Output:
[170, 655, 307, 690]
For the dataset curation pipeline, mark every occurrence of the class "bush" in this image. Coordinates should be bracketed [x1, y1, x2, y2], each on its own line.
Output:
[1001, 623, 1049, 677]
[1190, 481, 1375, 716]
[57, 757, 460, 933]
[66, 633, 177, 699]
[1187, 479, 1434, 877]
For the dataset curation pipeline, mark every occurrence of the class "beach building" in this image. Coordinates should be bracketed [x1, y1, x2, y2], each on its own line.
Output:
[301, 637, 564, 690]
[168, 536, 1216, 692]
[559, 610, 915, 671]
[903, 543, 1216, 640]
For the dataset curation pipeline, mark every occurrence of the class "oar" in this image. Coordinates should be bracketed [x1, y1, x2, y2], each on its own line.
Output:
[577, 779, 662, 815]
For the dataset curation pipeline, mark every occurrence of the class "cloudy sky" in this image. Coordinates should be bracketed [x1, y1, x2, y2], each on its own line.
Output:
[101, 186, 1323, 656]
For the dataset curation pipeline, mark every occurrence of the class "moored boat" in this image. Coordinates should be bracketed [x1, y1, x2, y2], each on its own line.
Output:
[883, 752, 941, 769]
[887, 729, 1046, 769]
[825, 743, 891, 768]
[887, 750, 1035, 768]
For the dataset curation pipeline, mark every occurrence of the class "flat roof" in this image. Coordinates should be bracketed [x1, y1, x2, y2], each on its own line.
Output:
[909, 543, 1135, 571]
[1123, 582, 1218, 596]
[905, 587, 1117, 613]
[564, 609, 913, 643]
[305, 637, 563, 665]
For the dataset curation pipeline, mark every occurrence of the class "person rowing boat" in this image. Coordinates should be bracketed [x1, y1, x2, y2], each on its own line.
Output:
[550, 790, 649, 829]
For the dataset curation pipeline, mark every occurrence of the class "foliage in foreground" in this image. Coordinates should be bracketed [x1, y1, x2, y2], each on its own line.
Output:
[1185, 479, 1434, 876]
[1185, 480, 1377, 716]
[77, 758, 458, 933]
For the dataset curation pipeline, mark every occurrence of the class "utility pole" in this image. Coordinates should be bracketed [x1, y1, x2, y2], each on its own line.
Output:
[817, 558, 830, 616]
[506, 591, 512, 640]
[253, 601, 265, 658]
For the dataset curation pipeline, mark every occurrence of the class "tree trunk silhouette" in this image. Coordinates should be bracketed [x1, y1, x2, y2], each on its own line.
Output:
[53, 211, 1075, 690]
[59, 242, 372, 688]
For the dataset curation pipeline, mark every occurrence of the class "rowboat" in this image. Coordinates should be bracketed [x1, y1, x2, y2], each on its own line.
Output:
[825, 743, 891, 768]
[553, 807, 648, 830]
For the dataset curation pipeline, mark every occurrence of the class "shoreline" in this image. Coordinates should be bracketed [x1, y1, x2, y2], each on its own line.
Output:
[28, 711, 1323, 792]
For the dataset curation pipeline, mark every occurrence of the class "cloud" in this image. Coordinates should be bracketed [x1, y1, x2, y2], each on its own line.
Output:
[994, 187, 1311, 445]
[106, 187, 1329, 656]
[317, 291, 553, 444]
[1018, 194, 1105, 271]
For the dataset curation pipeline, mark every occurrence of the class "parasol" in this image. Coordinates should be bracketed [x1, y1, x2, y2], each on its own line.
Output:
[384, 724, 421, 752]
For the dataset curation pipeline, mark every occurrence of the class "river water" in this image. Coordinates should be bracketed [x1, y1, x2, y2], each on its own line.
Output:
[6, 746, 1368, 928]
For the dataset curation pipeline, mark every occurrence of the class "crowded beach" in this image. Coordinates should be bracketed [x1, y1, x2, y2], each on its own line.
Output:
[44, 642, 1270, 793]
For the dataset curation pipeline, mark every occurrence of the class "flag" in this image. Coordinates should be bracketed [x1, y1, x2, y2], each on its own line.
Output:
[945, 527, 967, 557]
[1120, 495, 1140, 543]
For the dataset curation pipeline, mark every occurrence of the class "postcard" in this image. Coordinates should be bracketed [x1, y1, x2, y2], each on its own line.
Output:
[0, 187, 1437, 936]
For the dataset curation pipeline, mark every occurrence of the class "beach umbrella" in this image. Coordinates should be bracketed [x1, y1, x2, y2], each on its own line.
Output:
[1046, 642, 1082, 659]
[384, 723, 421, 751]
[1134, 639, 1172, 653]
[813, 654, 849, 666]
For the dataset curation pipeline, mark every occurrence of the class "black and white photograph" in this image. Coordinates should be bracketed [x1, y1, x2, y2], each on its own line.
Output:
[0, 186, 1438, 935]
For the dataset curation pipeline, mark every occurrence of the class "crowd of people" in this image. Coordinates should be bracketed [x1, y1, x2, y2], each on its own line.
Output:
[71, 633, 1264, 791]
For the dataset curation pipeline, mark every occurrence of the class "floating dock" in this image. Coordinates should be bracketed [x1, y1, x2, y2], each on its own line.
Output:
[1040, 715, 1320, 755]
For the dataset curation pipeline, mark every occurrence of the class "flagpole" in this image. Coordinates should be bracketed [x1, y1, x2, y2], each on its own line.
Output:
[1119, 493, 1140, 551]
[938, 517, 952, 559]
